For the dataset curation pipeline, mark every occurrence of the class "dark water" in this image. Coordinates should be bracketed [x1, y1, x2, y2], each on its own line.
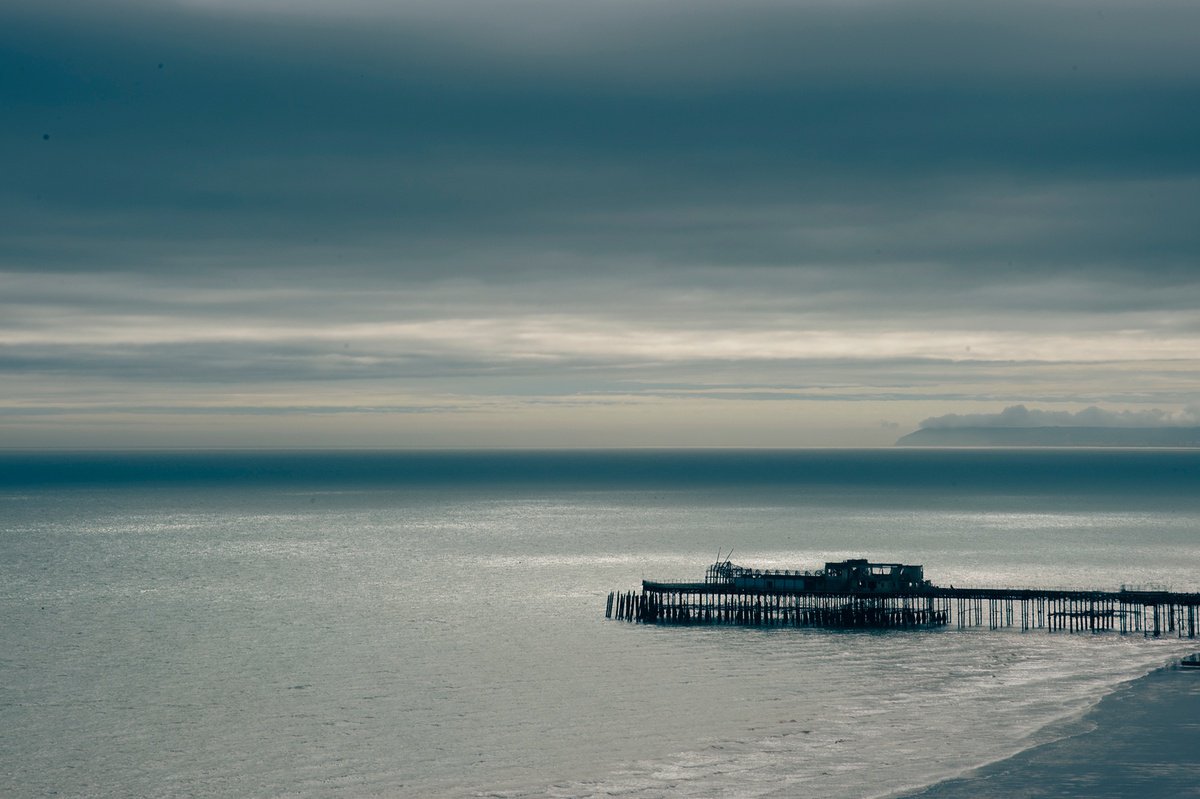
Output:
[3, 448, 1199, 494]
[1, 449, 1197, 798]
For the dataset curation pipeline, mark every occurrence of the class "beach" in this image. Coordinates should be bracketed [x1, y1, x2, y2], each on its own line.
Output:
[902, 656, 1200, 799]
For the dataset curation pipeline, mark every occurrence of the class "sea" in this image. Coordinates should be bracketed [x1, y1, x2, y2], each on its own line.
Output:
[2, 449, 1198, 799]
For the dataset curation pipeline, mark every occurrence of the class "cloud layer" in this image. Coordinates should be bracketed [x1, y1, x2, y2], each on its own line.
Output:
[3, 0, 1199, 445]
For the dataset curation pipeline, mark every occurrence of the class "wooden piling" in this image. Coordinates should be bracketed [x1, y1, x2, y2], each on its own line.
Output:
[605, 578, 1200, 640]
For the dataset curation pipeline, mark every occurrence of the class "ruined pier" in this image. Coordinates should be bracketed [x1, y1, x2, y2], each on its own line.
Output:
[605, 558, 1200, 637]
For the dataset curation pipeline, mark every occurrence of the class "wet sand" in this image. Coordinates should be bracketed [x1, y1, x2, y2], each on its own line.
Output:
[901, 657, 1200, 799]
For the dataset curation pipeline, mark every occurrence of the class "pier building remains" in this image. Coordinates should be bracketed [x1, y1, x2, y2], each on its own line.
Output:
[708, 558, 929, 594]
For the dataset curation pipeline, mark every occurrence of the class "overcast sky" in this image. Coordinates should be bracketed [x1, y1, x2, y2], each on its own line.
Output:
[3, 0, 1199, 447]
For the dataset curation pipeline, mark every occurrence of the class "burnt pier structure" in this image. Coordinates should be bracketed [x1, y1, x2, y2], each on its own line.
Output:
[605, 558, 1200, 637]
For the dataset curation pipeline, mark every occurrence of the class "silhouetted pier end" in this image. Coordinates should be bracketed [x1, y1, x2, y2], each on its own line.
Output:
[606, 558, 1200, 637]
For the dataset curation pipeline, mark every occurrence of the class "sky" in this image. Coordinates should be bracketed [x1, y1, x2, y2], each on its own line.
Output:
[3, 0, 1199, 448]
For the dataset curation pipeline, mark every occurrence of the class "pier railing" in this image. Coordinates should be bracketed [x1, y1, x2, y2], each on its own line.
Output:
[605, 582, 1200, 637]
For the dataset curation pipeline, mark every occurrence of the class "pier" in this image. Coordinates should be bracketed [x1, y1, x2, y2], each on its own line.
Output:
[605, 558, 1200, 637]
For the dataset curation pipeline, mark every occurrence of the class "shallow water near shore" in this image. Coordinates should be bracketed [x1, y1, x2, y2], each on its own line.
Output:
[898, 663, 1200, 799]
[2, 450, 1198, 798]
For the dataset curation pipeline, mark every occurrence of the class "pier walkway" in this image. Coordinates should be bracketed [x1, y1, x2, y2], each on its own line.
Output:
[605, 559, 1200, 637]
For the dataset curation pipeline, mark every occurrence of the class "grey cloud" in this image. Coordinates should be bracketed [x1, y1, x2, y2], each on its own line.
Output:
[4, 0, 1199, 284]
[0, 403, 465, 416]
[5, 260, 1198, 352]
[167, 0, 1200, 89]
[0, 340, 599, 384]
[4, 0, 1200, 447]
[3, 327, 1192, 405]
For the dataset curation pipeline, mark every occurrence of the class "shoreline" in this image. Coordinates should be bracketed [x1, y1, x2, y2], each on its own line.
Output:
[897, 655, 1200, 799]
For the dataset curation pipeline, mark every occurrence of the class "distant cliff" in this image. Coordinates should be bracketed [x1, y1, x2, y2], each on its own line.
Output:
[895, 426, 1200, 447]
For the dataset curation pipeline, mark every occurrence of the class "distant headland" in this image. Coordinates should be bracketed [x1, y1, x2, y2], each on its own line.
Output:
[896, 426, 1200, 447]
[896, 404, 1200, 447]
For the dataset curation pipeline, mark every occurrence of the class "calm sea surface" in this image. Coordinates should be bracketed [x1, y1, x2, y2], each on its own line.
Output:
[2, 450, 1198, 798]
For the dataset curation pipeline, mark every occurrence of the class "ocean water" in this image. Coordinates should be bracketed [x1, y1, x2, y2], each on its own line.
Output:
[1, 449, 1198, 798]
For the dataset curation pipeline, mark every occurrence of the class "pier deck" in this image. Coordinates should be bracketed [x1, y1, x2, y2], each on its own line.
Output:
[606, 559, 1200, 637]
